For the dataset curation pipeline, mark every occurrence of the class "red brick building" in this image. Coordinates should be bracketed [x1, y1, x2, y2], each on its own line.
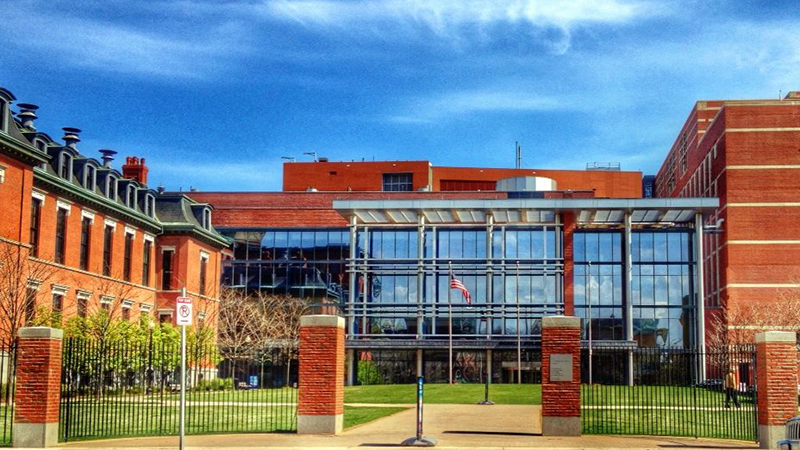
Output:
[653, 91, 800, 343]
[0, 87, 228, 337]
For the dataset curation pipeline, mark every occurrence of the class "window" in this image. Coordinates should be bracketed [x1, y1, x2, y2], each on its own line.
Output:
[202, 208, 211, 229]
[30, 197, 42, 257]
[159, 312, 172, 324]
[25, 288, 36, 323]
[0, 99, 6, 132]
[107, 177, 117, 200]
[60, 154, 71, 179]
[80, 217, 91, 270]
[77, 296, 88, 318]
[382, 173, 413, 191]
[679, 132, 688, 175]
[103, 225, 114, 276]
[52, 293, 63, 313]
[162, 250, 174, 290]
[85, 166, 95, 191]
[199, 255, 208, 296]
[123, 232, 133, 281]
[0, 166, 5, 184]
[126, 186, 135, 208]
[145, 195, 155, 217]
[142, 240, 152, 286]
[55, 207, 68, 264]
[122, 305, 131, 321]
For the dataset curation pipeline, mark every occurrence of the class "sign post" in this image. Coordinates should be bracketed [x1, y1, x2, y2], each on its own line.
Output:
[176, 289, 193, 450]
[401, 377, 436, 447]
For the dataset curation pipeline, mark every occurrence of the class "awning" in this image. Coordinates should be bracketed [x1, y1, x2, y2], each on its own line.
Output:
[333, 198, 719, 226]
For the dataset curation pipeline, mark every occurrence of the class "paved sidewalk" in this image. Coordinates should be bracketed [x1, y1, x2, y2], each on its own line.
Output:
[59, 404, 757, 449]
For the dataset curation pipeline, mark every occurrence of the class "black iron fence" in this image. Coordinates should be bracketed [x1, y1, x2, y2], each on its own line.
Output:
[59, 338, 298, 442]
[581, 345, 757, 441]
[0, 340, 16, 446]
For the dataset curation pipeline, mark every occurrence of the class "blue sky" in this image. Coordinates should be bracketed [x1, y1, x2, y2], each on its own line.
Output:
[1, 0, 797, 191]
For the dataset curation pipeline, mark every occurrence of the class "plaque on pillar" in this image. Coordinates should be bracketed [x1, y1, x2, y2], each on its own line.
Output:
[550, 354, 573, 382]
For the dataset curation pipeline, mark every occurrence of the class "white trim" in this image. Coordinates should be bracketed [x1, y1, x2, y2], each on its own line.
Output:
[0, 165, 5, 184]
[726, 283, 800, 289]
[27, 278, 43, 290]
[139, 303, 153, 312]
[728, 165, 800, 170]
[76, 290, 92, 300]
[81, 209, 96, 223]
[31, 190, 46, 203]
[121, 299, 134, 309]
[51, 283, 69, 295]
[200, 250, 210, 260]
[728, 240, 800, 245]
[157, 308, 174, 315]
[104, 218, 117, 229]
[161, 245, 176, 252]
[143, 233, 155, 243]
[727, 127, 800, 133]
[124, 225, 137, 237]
[57, 199, 72, 214]
[100, 295, 114, 305]
[728, 202, 800, 207]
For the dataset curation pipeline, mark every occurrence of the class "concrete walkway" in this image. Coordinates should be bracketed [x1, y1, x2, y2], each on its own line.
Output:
[59, 404, 757, 449]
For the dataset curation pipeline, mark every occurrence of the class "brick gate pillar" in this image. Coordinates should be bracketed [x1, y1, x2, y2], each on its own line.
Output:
[756, 331, 798, 449]
[298, 315, 345, 435]
[541, 316, 581, 436]
[13, 327, 63, 448]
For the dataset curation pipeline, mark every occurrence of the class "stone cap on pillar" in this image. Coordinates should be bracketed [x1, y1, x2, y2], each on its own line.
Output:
[300, 315, 345, 329]
[18, 327, 63, 340]
[755, 331, 796, 343]
[542, 316, 581, 329]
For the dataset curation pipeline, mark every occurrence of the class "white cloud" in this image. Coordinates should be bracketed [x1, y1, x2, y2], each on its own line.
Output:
[388, 89, 580, 123]
[265, 0, 666, 52]
[0, 5, 249, 80]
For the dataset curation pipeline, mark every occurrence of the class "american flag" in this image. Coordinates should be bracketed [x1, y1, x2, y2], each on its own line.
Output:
[450, 275, 472, 305]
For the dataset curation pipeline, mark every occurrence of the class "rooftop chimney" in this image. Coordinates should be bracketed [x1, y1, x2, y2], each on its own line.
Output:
[16, 103, 38, 130]
[62, 127, 81, 149]
[122, 156, 149, 184]
[99, 149, 117, 168]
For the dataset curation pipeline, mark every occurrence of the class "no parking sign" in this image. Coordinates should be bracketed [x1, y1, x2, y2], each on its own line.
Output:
[176, 296, 193, 326]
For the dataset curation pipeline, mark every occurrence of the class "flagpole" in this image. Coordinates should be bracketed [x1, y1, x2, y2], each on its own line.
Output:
[516, 261, 521, 385]
[448, 261, 453, 385]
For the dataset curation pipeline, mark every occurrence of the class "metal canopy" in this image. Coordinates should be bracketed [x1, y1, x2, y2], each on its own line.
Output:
[335, 198, 719, 226]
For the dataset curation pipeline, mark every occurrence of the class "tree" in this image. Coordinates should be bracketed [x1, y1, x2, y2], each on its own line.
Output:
[216, 288, 261, 383]
[0, 241, 54, 341]
[708, 291, 800, 351]
[259, 293, 309, 387]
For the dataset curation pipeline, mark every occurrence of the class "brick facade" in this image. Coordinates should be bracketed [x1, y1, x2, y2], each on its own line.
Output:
[541, 316, 581, 436]
[297, 315, 345, 435]
[755, 331, 798, 448]
[13, 327, 62, 447]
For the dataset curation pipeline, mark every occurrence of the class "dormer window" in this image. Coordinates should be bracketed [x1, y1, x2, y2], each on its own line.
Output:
[126, 186, 136, 208]
[85, 166, 95, 191]
[60, 154, 72, 180]
[202, 208, 211, 229]
[145, 194, 155, 217]
[0, 99, 6, 133]
[35, 140, 46, 152]
[107, 176, 117, 200]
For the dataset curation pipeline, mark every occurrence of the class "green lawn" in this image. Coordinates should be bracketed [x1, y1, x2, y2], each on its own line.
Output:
[344, 406, 408, 429]
[582, 384, 755, 407]
[582, 407, 757, 441]
[0, 406, 10, 446]
[344, 383, 542, 405]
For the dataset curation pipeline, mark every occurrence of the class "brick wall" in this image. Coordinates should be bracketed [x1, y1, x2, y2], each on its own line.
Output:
[541, 320, 580, 418]
[14, 332, 62, 424]
[298, 317, 345, 417]
[756, 338, 798, 427]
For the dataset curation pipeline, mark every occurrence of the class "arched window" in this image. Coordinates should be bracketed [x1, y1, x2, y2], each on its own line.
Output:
[107, 176, 117, 200]
[60, 153, 71, 179]
[0, 99, 6, 132]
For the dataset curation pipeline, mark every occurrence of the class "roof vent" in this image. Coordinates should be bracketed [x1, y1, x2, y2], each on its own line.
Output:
[307, 187, 318, 192]
[98, 149, 117, 168]
[319, 157, 329, 162]
[16, 103, 38, 130]
[62, 127, 81, 149]
[157, 185, 165, 194]
[586, 162, 620, 171]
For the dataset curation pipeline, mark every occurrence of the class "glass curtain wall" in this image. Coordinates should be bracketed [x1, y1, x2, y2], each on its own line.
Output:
[574, 229, 695, 348]
[222, 229, 350, 302]
[352, 224, 563, 340]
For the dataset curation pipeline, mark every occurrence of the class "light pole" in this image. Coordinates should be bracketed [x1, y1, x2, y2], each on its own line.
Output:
[587, 261, 593, 386]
